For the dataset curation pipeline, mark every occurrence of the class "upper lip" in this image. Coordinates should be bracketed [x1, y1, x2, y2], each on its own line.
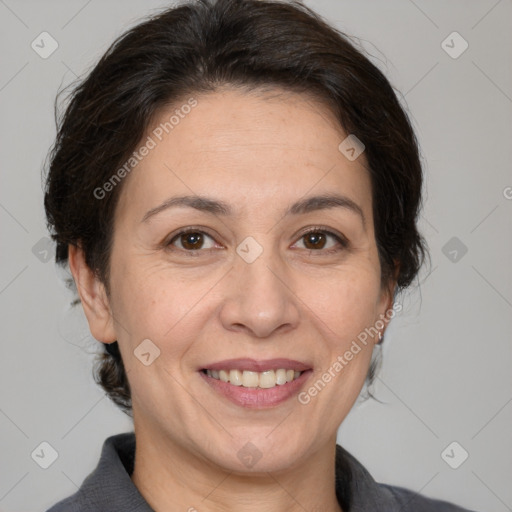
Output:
[201, 358, 311, 372]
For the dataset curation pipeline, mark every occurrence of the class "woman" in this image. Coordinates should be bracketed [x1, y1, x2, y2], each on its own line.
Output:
[43, 0, 476, 510]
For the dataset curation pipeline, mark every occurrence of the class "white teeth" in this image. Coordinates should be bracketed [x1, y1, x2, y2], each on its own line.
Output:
[205, 368, 304, 388]
[242, 371, 259, 388]
[259, 370, 276, 389]
[229, 369, 243, 386]
[275, 369, 287, 385]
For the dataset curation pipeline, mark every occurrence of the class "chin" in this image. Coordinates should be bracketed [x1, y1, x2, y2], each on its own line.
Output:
[207, 431, 312, 475]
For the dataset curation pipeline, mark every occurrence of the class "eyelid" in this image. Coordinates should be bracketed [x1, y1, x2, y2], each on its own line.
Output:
[292, 225, 349, 253]
[165, 226, 220, 251]
[295, 225, 349, 246]
[165, 225, 349, 254]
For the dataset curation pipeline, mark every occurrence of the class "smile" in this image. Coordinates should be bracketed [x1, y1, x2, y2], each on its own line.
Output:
[199, 358, 313, 408]
[202, 368, 302, 389]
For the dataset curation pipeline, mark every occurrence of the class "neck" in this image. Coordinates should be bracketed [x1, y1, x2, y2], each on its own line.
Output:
[131, 426, 343, 512]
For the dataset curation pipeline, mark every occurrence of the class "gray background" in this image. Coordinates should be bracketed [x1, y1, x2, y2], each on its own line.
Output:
[0, 0, 511, 511]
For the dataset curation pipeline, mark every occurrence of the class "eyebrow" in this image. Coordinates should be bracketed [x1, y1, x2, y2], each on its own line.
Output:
[141, 193, 366, 226]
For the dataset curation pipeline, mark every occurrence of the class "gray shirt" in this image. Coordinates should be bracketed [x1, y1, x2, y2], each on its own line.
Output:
[45, 432, 476, 511]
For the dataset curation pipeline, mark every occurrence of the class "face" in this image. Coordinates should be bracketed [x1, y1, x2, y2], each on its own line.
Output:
[77, 86, 395, 473]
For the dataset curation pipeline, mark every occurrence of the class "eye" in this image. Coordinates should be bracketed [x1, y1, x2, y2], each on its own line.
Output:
[166, 226, 348, 257]
[167, 228, 218, 254]
[293, 227, 348, 254]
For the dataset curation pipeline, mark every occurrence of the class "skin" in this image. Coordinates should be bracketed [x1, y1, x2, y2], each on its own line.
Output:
[69, 86, 397, 512]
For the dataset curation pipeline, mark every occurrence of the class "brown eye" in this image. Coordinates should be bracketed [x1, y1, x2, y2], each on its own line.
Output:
[168, 230, 216, 252]
[294, 228, 348, 254]
[303, 232, 328, 250]
[179, 232, 204, 250]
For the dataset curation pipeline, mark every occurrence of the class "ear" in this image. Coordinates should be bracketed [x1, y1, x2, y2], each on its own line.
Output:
[68, 244, 116, 344]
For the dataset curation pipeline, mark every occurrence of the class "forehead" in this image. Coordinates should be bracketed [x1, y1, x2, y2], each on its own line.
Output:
[115, 87, 372, 222]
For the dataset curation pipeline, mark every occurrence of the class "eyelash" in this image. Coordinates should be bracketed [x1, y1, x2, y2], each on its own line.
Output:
[165, 225, 349, 257]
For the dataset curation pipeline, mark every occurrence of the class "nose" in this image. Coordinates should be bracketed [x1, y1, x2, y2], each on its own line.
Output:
[219, 248, 301, 339]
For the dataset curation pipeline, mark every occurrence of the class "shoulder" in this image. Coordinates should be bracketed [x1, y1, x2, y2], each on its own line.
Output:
[44, 479, 107, 512]
[379, 482, 478, 512]
[44, 484, 103, 512]
[45, 493, 84, 512]
[336, 444, 478, 512]
[44, 432, 152, 512]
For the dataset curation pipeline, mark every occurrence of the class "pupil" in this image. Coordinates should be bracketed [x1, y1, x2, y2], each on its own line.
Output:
[306, 232, 324, 249]
[183, 233, 202, 249]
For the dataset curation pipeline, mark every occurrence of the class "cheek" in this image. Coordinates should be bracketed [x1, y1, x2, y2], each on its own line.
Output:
[305, 266, 382, 336]
[300, 266, 382, 399]
[109, 261, 169, 338]
[110, 259, 217, 356]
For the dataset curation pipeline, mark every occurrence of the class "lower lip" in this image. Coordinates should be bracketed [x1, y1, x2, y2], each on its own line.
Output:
[199, 370, 312, 409]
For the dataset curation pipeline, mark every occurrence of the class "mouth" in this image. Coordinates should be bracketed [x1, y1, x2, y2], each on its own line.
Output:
[201, 368, 303, 389]
[199, 358, 312, 408]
